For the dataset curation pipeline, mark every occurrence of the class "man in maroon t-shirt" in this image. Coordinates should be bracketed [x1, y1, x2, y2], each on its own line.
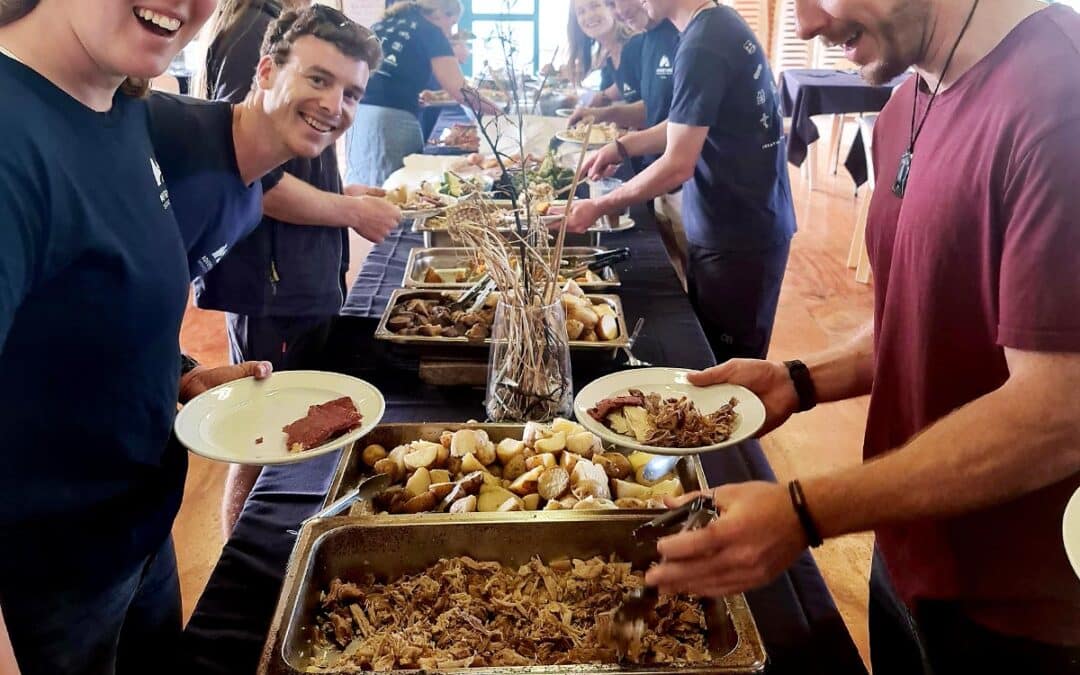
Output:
[642, 0, 1080, 672]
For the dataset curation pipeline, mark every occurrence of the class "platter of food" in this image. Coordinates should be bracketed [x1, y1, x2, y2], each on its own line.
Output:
[259, 514, 768, 674]
[573, 368, 767, 455]
[430, 123, 481, 152]
[555, 121, 625, 147]
[384, 184, 457, 219]
[326, 420, 701, 516]
[403, 247, 621, 290]
[374, 287, 629, 351]
[418, 89, 457, 106]
[174, 371, 386, 465]
[321, 422, 708, 513]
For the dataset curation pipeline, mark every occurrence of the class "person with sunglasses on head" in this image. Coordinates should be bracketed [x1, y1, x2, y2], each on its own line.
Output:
[344, 0, 501, 188]
[569, 0, 679, 141]
[645, 1, 1080, 672]
[0, 1, 277, 673]
[192, 0, 399, 539]
[564, 0, 796, 368]
[149, 5, 389, 285]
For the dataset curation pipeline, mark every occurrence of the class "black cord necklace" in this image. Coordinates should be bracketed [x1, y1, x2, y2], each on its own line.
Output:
[893, 0, 980, 198]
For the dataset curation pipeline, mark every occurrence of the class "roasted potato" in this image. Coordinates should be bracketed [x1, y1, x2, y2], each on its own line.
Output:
[501, 453, 528, 482]
[460, 452, 486, 474]
[537, 467, 570, 500]
[430, 469, 451, 484]
[525, 453, 557, 471]
[361, 444, 387, 467]
[508, 466, 544, 496]
[404, 467, 431, 498]
[456, 471, 485, 495]
[403, 491, 439, 513]
[648, 477, 685, 499]
[522, 494, 541, 511]
[596, 314, 619, 341]
[614, 497, 648, 509]
[496, 497, 522, 512]
[495, 438, 526, 464]
[535, 431, 566, 454]
[565, 319, 585, 341]
[404, 442, 440, 470]
[449, 495, 478, 513]
[478, 484, 520, 512]
[566, 431, 599, 456]
[612, 478, 652, 501]
[595, 452, 632, 480]
[373, 458, 403, 483]
[429, 482, 456, 501]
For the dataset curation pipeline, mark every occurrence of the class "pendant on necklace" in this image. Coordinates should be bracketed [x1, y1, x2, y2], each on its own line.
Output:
[893, 150, 913, 198]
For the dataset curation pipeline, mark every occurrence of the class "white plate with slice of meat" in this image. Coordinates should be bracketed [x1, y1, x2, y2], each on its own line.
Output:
[174, 371, 386, 465]
[573, 367, 766, 456]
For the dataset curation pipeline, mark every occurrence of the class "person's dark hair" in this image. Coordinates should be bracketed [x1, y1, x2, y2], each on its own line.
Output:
[0, 0, 37, 26]
[1, 0, 149, 96]
[262, 4, 382, 72]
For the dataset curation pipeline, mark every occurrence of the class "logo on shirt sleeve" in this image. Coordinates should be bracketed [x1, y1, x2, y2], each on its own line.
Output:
[656, 55, 673, 77]
[150, 156, 170, 212]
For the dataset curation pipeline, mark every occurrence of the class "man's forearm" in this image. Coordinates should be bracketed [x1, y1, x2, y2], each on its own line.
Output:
[805, 359, 1080, 538]
[262, 173, 346, 228]
[605, 101, 648, 130]
[596, 153, 685, 214]
[620, 122, 668, 158]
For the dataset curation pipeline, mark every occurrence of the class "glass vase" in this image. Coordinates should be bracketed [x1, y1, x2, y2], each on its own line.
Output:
[485, 299, 573, 423]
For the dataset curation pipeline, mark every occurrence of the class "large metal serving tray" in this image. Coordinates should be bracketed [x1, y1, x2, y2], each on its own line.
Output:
[403, 247, 621, 291]
[259, 514, 767, 674]
[373, 289, 631, 353]
[321, 423, 706, 512]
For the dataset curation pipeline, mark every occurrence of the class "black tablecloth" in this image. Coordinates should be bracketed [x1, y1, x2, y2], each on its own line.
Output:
[779, 68, 905, 167]
[181, 216, 866, 675]
[843, 114, 878, 189]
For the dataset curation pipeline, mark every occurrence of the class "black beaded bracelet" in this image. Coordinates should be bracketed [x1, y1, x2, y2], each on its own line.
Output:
[788, 479, 823, 548]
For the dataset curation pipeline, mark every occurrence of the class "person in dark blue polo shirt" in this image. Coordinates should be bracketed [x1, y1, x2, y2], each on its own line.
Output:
[565, 0, 796, 364]
[571, 0, 678, 137]
[0, 1, 277, 673]
[345, 0, 500, 187]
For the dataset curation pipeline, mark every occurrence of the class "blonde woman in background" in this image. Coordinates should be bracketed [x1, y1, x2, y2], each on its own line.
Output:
[344, 0, 500, 187]
[564, 0, 634, 105]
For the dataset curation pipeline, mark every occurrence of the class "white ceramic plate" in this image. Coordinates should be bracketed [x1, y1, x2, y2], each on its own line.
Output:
[174, 371, 386, 465]
[573, 367, 766, 456]
[1064, 486, 1080, 580]
[555, 108, 575, 118]
[554, 129, 621, 148]
[589, 214, 635, 233]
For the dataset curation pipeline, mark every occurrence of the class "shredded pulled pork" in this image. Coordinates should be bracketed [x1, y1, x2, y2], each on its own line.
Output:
[595, 389, 739, 449]
[311, 556, 711, 669]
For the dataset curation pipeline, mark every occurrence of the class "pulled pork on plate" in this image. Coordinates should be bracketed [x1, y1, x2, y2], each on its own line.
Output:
[310, 556, 711, 671]
[589, 389, 739, 449]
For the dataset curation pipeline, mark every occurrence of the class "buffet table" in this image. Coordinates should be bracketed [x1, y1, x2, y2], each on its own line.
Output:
[180, 207, 866, 674]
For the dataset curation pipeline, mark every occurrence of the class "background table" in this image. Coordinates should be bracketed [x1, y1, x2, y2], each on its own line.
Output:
[779, 68, 905, 167]
[180, 214, 866, 675]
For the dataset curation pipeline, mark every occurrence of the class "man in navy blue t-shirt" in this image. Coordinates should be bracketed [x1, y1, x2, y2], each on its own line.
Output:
[566, 0, 796, 363]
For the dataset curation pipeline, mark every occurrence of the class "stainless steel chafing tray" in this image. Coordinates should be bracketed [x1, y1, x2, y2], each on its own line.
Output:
[320, 423, 707, 512]
[259, 514, 767, 674]
[403, 247, 621, 291]
[373, 289, 631, 353]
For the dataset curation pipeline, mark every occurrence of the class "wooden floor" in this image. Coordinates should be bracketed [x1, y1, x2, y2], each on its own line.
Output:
[175, 123, 876, 669]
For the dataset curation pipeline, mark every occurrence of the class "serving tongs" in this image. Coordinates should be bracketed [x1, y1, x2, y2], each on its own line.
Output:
[563, 248, 630, 278]
[286, 473, 392, 536]
[610, 496, 718, 655]
[449, 274, 496, 313]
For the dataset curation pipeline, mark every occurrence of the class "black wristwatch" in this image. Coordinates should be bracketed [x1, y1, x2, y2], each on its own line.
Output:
[784, 359, 817, 412]
[180, 353, 201, 378]
[614, 138, 631, 163]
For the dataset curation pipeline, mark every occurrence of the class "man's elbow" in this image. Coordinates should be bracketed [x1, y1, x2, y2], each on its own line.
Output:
[664, 156, 695, 185]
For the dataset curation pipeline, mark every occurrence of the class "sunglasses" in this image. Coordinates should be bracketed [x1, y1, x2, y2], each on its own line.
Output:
[310, 4, 378, 41]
